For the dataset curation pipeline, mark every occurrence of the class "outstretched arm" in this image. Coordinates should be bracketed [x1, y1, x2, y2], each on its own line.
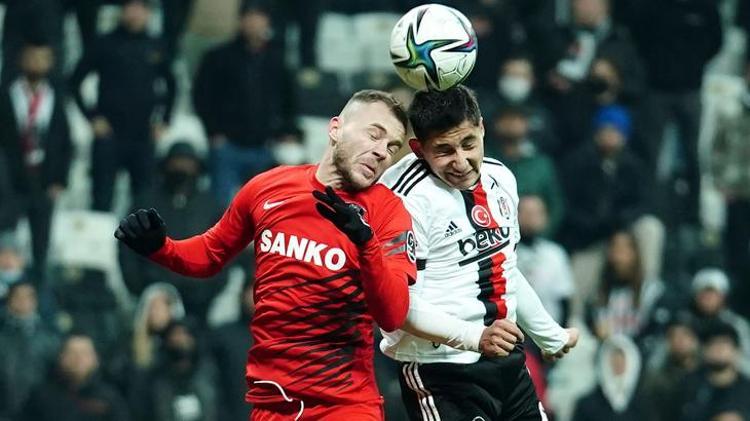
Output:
[116, 183, 256, 278]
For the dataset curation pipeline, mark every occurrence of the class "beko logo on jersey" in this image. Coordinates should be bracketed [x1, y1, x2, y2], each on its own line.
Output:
[457, 227, 511, 256]
[259, 229, 347, 271]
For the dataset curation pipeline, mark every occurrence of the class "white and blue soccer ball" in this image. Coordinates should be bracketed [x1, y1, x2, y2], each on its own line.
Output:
[390, 4, 478, 91]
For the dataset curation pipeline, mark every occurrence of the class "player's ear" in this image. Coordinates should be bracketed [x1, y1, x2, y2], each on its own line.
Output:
[409, 138, 423, 157]
[328, 116, 341, 146]
[479, 117, 485, 138]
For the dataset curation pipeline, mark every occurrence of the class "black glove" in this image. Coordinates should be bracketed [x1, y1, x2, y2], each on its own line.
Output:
[313, 186, 373, 246]
[114, 208, 167, 256]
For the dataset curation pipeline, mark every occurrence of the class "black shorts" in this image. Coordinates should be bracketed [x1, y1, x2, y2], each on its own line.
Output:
[398, 348, 548, 421]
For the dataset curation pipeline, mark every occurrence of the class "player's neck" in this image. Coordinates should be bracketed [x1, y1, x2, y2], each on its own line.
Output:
[315, 150, 346, 190]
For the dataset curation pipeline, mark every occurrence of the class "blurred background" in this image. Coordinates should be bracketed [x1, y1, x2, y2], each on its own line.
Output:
[0, 0, 748, 420]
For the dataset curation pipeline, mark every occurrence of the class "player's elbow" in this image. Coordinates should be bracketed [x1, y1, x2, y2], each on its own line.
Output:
[376, 302, 409, 333]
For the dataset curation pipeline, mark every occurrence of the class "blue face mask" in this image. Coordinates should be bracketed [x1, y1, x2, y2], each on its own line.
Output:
[0, 269, 23, 286]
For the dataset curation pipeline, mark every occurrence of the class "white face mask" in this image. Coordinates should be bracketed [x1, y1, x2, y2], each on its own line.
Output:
[272, 141, 308, 166]
[498, 76, 532, 103]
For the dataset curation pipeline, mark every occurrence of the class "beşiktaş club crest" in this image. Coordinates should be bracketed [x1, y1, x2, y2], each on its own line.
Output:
[471, 205, 491, 228]
[498, 196, 511, 220]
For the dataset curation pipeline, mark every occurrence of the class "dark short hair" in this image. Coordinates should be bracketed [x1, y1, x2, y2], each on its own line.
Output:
[346, 89, 409, 134]
[700, 320, 740, 347]
[409, 85, 481, 142]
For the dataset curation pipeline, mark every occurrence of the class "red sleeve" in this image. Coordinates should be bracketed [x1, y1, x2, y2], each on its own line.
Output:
[149, 180, 257, 278]
[358, 193, 417, 332]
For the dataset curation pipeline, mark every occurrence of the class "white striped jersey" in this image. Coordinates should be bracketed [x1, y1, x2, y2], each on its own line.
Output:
[378, 153, 568, 364]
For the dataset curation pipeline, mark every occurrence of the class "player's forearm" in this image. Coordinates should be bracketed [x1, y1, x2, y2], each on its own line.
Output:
[515, 269, 569, 354]
[358, 235, 410, 332]
[150, 236, 224, 278]
[401, 294, 484, 352]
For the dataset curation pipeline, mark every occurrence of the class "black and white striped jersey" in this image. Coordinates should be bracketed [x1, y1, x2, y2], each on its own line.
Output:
[378, 153, 568, 364]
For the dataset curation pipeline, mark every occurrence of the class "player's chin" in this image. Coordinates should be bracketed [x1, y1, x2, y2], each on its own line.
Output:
[349, 170, 378, 190]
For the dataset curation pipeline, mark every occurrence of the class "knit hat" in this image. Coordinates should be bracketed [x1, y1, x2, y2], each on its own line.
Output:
[593, 105, 632, 140]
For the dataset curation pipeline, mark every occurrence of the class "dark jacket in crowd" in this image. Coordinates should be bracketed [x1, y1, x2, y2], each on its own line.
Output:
[210, 312, 254, 421]
[0, 81, 72, 194]
[560, 145, 649, 250]
[69, 26, 176, 139]
[679, 369, 750, 421]
[625, 0, 722, 92]
[0, 154, 16, 231]
[21, 372, 129, 421]
[193, 36, 291, 148]
[0, 313, 59, 419]
[572, 386, 654, 421]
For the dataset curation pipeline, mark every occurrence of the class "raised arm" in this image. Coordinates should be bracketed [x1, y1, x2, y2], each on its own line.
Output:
[116, 182, 257, 278]
[313, 186, 413, 332]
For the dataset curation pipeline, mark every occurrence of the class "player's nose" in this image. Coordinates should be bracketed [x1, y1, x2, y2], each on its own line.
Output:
[371, 139, 388, 160]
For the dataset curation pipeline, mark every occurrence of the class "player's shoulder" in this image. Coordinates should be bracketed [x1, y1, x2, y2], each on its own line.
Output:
[379, 153, 434, 198]
[482, 156, 517, 185]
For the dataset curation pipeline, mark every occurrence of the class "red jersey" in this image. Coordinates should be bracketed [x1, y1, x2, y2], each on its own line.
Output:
[150, 165, 416, 405]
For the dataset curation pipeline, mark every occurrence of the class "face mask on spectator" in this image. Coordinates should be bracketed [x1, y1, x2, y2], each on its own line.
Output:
[0, 269, 23, 285]
[705, 359, 732, 373]
[272, 142, 307, 166]
[498, 76, 531, 102]
[164, 170, 197, 193]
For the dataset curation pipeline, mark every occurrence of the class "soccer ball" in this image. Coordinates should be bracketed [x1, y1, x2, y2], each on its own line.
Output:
[390, 4, 478, 91]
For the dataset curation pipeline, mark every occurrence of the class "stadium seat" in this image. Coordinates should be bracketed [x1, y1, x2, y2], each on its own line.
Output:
[298, 115, 331, 163]
[316, 13, 363, 75]
[353, 13, 401, 72]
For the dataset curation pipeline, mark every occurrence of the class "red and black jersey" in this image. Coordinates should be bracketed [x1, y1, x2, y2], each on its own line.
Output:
[151, 165, 416, 405]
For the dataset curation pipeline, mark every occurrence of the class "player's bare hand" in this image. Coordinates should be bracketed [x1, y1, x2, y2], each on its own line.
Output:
[542, 327, 579, 362]
[479, 319, 524, 358]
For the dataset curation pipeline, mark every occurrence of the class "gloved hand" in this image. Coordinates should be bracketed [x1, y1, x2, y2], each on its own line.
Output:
[114, 208, 167, 256]
[313, 186, 373, 246]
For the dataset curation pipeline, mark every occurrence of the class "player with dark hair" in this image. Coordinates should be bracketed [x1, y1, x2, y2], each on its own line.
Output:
[115, 90, 416, 420]
[379, 85, 579, 421]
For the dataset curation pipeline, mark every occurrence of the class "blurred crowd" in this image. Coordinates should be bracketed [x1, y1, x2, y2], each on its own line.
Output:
[0, 0, 749, 420]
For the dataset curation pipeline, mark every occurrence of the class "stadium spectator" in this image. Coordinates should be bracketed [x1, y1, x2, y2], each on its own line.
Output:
[480, 54, 559, 156]
[0, 39, 73, 271]
[66, 0, 102, 55]
[270, 125, 309, 166]
[0, 155, 17, 233]
[193, 1, 292, 205]
[461, 2, 527, 91]
[517, 195, 574, 325]
[710, 79, 750, 318]
[537, 0, 644, 153]
[0, 281, 59, 420]
[572, 335, 653, 421]
[643, 312, 700, 421]
[690, 268, 750, 376]
[210, 277, 255, 421]
[272, 0, 320, 68]
[130, 319, 217, 421]
[679, 322, 750, 421]
[105, 282, 184, 397]
[625, 0, 722, 225]
[0, 0, 64, 85]
[70, 0, 176, 211]
[560, 106, 664, 316]
[20, 333, 129, 421]
[120, 142, 225, 324]
[586, 231, 665, 342]
[489, 106, 564, 236]
[129, 283, 185, 372]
